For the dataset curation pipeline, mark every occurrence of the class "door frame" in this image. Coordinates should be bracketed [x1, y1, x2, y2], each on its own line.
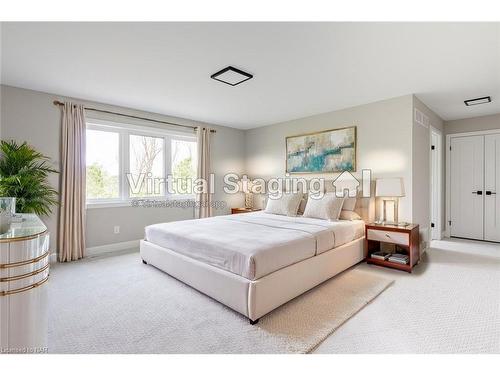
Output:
[445, 129, 500, 238]
[430, 126, 443, 240]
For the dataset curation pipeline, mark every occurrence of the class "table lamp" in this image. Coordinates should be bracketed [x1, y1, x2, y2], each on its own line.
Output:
[240, 177, 254, 209]
[375, 178, 406, 226]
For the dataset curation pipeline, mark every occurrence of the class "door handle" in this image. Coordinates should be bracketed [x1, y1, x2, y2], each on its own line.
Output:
[472, 191, 483, 195]
[486, 191, 496, 195]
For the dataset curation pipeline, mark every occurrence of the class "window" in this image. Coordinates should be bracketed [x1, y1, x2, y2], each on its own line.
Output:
[129, 134, 164, 197]
[171, 139, 197, 195]
[85, 120, 197, 206]
[86, 129, 120, 200]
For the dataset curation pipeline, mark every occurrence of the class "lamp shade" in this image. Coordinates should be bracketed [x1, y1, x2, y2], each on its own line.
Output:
[375, 178, 405, 197]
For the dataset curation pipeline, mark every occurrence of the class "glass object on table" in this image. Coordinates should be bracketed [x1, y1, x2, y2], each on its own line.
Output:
[0, 197, 16, 235]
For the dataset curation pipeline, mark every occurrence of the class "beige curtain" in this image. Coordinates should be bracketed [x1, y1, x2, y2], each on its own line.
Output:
[58, 102, 86, 262]
[195, 127, 213, 218]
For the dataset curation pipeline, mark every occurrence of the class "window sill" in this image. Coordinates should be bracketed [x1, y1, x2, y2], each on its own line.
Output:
[86, 201, 131, 209]
[86, 196, 196, 209]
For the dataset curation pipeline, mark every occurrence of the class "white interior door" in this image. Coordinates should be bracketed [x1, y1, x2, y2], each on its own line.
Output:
[430, 130, 442, 240]
[484, 133, 500, 242]
[450, 136, 484, 240]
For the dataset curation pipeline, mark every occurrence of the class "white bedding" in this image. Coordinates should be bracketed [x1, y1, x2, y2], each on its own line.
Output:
[145, 212, 364, 281]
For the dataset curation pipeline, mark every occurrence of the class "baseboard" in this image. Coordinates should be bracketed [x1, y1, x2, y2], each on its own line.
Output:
[50, 239, 141, 262]
[86, 239, 141, 257]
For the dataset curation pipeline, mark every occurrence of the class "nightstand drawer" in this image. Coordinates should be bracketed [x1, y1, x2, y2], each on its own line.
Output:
[367, 229, 409, 246]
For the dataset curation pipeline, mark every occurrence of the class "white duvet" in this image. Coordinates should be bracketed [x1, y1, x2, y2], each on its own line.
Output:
[145, 212, 364, 281]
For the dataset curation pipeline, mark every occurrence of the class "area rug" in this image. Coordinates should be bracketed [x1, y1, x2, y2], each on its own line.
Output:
[48, 251, 393, 353]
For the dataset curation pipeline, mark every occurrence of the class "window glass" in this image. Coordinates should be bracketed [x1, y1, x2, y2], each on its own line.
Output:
[129, 134, 164, 197]
[171, 139, 197, 195]
[85, 121, 197, 204]
[86, 129, 120, 200]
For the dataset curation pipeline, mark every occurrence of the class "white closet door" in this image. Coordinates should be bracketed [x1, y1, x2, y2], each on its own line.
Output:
[450, 136, 484, 240]
[484, 134, 500, 242]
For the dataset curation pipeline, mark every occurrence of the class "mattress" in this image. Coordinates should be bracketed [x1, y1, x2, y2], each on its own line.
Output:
[144, 212, 364, 281]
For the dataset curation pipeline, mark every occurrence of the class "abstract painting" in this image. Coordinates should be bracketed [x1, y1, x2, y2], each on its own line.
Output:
[286, 126, 356, 173]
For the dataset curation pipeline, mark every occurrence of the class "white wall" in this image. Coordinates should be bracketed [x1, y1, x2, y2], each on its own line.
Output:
[1, 85, 453, 254]
[444, 113, 500, 135]
[412, 96, 444, 246]
[245, 95, 415, 222]
[0, 85, 246, 252]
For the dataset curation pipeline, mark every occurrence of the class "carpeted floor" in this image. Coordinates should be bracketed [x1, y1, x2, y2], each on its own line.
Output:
[48, 253, 392, 353]
[314, 238, 500, 353]
[48, 238, 500, 354]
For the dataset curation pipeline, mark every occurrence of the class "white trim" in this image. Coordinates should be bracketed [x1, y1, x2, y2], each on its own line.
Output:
[445, 128, 500, 238]
[445, 134, 451, 238]
[446, 129, 500, 138]
[86, 239, 141, 257]
[48, 240, 141, 263]
[86, 117, 196, 138]
[430, 126, 443, 240]
[86, 200, 132, 209]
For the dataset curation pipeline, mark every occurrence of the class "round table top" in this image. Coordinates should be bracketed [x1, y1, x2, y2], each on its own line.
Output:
[0, 214, 47, 242]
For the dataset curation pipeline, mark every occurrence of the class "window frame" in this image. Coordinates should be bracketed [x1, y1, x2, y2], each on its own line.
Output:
[85, 118, 197, 209]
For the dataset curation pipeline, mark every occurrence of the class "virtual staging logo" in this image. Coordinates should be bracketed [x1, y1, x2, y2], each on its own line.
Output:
[127, 169, 373, 208]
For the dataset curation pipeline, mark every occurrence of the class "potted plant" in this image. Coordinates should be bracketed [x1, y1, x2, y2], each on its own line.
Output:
[0, 140, 58, 216]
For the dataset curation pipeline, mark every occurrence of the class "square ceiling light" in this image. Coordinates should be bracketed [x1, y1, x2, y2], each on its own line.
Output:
[464, 96, 491, 106]
[211, 66, 253, 86]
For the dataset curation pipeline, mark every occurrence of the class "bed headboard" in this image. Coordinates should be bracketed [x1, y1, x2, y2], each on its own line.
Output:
[257, 178, 376, 223]
[324, 180, 375, 223]
[353, 195, 375, 223]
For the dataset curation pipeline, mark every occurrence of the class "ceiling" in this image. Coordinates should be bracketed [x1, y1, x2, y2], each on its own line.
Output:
[1, 22, 499, 129]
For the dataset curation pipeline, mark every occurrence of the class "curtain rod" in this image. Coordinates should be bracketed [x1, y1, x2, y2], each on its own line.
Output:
[53, 100, 216, 133]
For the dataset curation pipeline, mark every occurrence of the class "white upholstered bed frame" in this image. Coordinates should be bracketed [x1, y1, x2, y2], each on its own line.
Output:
[140, 193, 375, 324]
[141, 236, 365, 323]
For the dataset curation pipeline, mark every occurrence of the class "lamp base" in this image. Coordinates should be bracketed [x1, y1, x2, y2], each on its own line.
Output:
[244, 193, 254, 209]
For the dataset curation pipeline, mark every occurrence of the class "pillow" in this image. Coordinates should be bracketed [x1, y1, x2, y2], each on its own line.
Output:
[342, 197, 357, 211]
[302, 193, 345, 221]
[264, 192, 302, 216]
[339, 210, 362, 221]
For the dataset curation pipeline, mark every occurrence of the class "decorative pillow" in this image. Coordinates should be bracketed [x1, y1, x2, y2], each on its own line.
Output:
[339, 210, 362, 221]
[342, 197, 357, 211]
[302, 193, 345, 221]
[264, 192, 303, 216]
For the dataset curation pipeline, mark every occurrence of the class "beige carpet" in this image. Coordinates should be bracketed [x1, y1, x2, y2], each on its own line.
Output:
[315, 239, 500, 354]
[48, 251, 393, 353]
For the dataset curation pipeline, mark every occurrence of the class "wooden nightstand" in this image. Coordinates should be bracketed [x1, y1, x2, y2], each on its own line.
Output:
[365, 223, 420, 273]
[231, 208, 261, 214]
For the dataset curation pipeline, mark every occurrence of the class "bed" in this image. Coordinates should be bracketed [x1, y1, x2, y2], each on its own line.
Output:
[140, 197, 374, 324]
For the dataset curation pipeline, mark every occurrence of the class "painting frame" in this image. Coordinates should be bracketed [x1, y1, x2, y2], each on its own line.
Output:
[285, 126, 357, 174]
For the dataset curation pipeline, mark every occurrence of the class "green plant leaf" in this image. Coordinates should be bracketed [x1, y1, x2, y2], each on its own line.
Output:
[0, 140, 59, 216]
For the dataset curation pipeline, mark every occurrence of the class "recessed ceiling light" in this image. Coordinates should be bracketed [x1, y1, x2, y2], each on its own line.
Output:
[211, 66, 253, 86]
[464, 96, 491, 106]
